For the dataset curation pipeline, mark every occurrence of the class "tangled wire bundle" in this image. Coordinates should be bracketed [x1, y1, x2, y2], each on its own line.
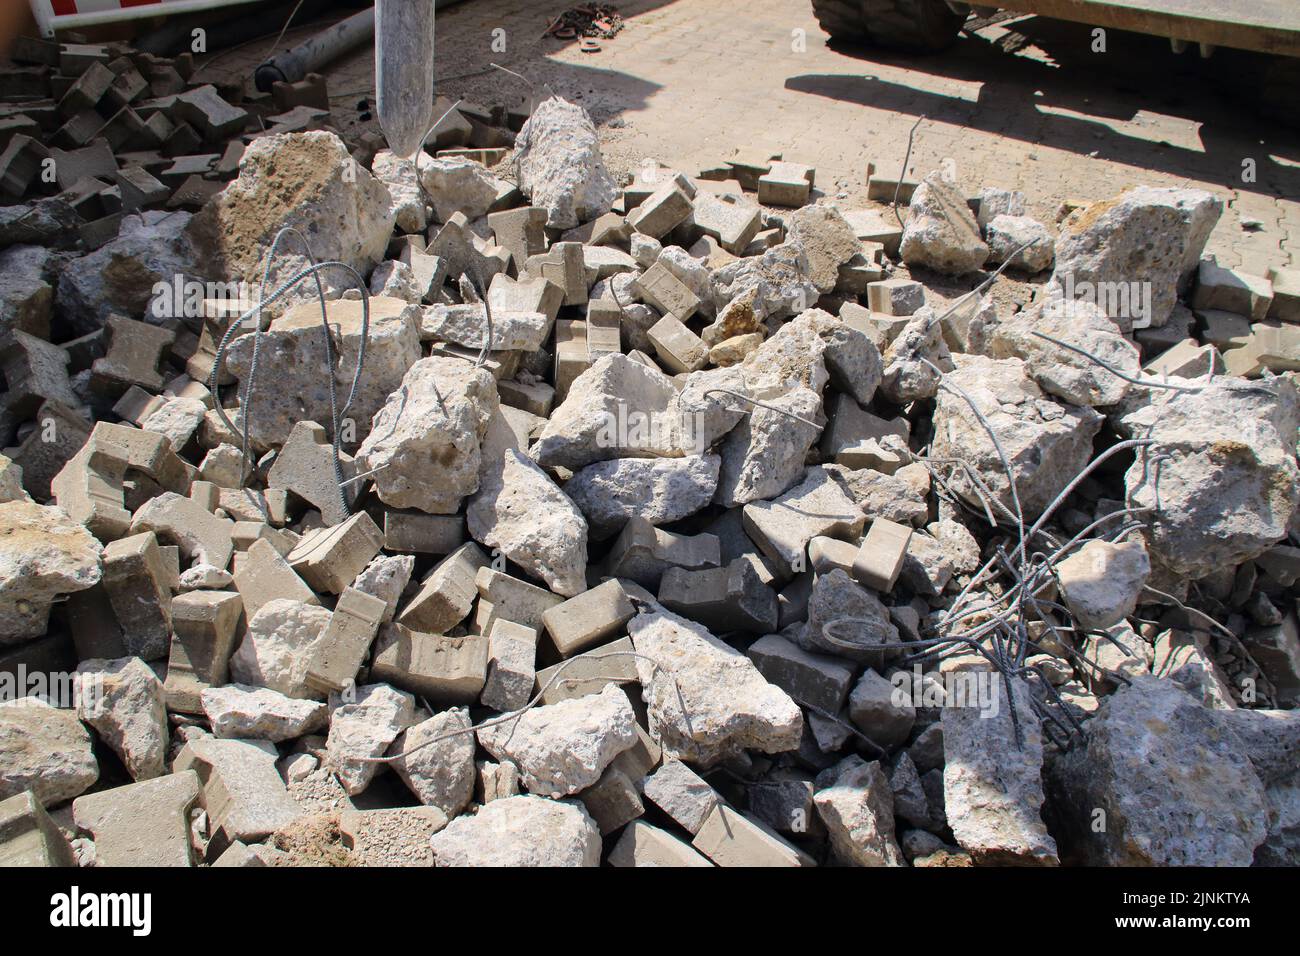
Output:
[544, 4, 625, 40]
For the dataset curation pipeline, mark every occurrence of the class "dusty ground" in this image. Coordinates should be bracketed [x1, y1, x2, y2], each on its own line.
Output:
[206, 0, 1300, 273]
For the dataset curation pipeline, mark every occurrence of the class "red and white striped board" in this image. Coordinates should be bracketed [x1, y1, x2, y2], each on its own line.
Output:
[29, 0, 263, 37]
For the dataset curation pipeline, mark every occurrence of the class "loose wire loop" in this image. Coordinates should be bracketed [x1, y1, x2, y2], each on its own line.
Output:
[208, 226, 372, 519]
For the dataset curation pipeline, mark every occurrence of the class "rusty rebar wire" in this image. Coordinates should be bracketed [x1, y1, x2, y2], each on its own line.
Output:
[893, 114, 925, 230]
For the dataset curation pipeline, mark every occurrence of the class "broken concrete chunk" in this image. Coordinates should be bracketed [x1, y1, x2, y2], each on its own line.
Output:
[326, 682, 416, 795]
[201, 684, 327, 741]
[349, 553, 414, 625]
[58, 210, 199, 332]
[712, 241, 818, 324]
[223, 296, 421, 451]
[7, 502, 100, 642]
[533, 353, 682, 468]
[848, 668, 915, 749]
[798, 568, 901, 664]
[1256, 772, 1300, 866]
[900, 173, 989, 276]
[985, 214, 1054, 272]
[390, 707, 476, 816]
[814, 755, 905, 866]
[430, 794, 601, 866]
[178, 563, 233, 591]
[139, 395, 205, 449]
[742, 467, 863, 575]
[0, 453, 28, 505]
[371, 149, 429, 233]
[1241, 616, 1300, 708]
[566, 454, 720, 539]
[1048, 675, 1267, 865]
[1050, 185, 1221, 330]
[467, 447, 589, 597]
[944, 676, 1058, 865]
[714, 387, 821, 507]
[356, 356, 498, 514]
[420, 303, 549, 352]
[0, 501, 103, 643]
[419, 155, 502, 223]
[229, 598, 333, 700]
[514, 97, 617, 229]
[975, 187, 1026, 228]
[0, 699, 98, 806]
[477, 684, 638, 796]
[931, 354, 1103, 520]
[628, 607, 802, 766]
[76, 656, 167, 781]
[1055, 537, 1150, 630]
[989, 296, 1140, 407]
[1123, 376, 1298, 580]
[879, 308, 949, 404]
[1150, 629, 1231, 707]
[787, 204, 862, 294]
[188, 131, 394, 312]
[738, 308, 830, 397]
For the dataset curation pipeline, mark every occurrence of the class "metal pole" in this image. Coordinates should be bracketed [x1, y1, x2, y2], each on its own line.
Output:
[254, 5, 376, 91]
[374, 0, 436, 158]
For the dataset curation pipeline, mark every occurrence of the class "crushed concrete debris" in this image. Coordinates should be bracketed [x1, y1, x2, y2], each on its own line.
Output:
[0, 45, 1296, 872]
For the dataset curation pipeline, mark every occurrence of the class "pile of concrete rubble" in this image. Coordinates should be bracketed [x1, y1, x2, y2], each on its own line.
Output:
[2, 73, 1299, 867]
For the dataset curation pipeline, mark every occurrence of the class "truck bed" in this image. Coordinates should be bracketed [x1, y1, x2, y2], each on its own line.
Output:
[993, 0, 1300, 57]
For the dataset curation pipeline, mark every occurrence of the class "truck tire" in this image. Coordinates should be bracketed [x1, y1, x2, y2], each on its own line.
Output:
[811, 0, 967, 53]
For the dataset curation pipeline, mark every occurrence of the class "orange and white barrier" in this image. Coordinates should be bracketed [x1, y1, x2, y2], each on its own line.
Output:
[29, 0, 262, 37]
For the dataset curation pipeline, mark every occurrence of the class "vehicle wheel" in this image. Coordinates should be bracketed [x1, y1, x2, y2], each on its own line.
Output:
[811, 0, 968, 53]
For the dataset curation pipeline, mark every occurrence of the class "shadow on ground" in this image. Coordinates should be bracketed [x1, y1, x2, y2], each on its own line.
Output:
[791, 13, 1300, 198]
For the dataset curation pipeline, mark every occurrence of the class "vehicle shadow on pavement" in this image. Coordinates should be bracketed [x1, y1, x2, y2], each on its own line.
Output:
[791, 14, 1300, 200]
